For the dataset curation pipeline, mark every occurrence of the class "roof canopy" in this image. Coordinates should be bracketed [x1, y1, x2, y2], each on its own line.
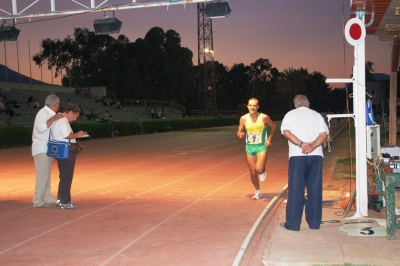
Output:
[351, 0, 400, 40]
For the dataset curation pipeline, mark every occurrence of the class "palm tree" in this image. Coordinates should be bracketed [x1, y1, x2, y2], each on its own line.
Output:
[365, 60, 376, 82]
[277, 67, 306, 108]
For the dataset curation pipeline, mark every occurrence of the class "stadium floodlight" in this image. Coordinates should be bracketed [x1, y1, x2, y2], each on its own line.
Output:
[93, 17, 122, 35]
[0, 25, 20, 41]
[205, 2, 232, 18]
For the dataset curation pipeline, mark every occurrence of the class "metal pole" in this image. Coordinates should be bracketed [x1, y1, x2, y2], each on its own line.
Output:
[204, 53, 207, 117]
[352, 32, 368, 218]
[211, 51, 216, 111]
[28, 41, 32, 89]
[60, 44, 62, 85]
[202, 6, 208, 118]
[16, 40, 20, 89]
[4, 42, 8, 92]
[40, 43, 43, 89]
[12, 0, 16, 92]
[68, 54, 72, 88]
[327, 16, 369, 218]
[50, 45, 53, 85]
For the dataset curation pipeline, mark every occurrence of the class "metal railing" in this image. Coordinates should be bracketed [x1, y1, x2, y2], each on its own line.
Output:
[123, 99, 186, 114]
[190, 110, 241, 118]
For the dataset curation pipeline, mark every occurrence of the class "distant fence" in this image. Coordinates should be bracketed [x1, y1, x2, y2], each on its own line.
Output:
[124, 99, 186, 114]
[191, 110, 241, 118]
[0, 81, 106, 97]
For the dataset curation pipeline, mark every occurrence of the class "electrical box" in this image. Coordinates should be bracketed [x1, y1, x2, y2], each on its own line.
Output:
[366, 125, 380, 159]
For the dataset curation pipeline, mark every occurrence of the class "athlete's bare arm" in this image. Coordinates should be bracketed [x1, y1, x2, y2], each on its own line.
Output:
[237, 115, 246, 139]
[262, 114, 276, 146]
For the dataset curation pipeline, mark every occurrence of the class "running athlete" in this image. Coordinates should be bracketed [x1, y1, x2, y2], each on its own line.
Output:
[237, 98, 276, 200]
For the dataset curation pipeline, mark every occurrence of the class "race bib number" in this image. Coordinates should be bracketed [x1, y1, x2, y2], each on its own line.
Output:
[247, 133, 262, 143]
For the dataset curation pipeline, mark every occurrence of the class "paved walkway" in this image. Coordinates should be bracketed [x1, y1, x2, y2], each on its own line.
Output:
[243, 121, 400, 266]
[0, 120, 398, 265]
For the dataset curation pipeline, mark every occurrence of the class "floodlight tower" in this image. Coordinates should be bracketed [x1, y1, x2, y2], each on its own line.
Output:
[197, 3, 216, 115]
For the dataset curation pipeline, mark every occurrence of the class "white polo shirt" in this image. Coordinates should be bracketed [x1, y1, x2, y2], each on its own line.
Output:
[32, 106, 55, 156]
[49, 116, 76, 144]
[281, 107, 329, 158]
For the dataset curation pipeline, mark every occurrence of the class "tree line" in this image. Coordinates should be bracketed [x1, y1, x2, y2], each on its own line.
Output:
[33, 27, 356, 116]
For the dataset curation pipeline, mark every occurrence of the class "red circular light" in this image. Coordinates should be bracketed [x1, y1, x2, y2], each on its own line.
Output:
[349, 24, 362, 40]
[344, 18, 365, 46]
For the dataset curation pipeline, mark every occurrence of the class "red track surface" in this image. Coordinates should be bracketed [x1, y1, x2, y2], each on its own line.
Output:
[0, 124, 289, 265]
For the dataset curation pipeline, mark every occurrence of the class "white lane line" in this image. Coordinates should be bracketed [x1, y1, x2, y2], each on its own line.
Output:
[1, 133, 286, 257]
[232, 184, 288, 266]
[0, 144, 220, 197]
[99, 172, 249, 266]
[74, 147, 241, 195]
[231, 144, 336, 266]
[0, 154, 244, 255]
[0, 144, 242, 219]
[1, 140, 232, 197]
[0, 156, 168, 198]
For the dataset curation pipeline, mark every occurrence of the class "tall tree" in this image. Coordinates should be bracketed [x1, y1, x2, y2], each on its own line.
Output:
[366, 60, 376, 83]
[227, 63, 251, 108]
[305, 71, 330, 112]
[248, 58, 273, 96]
[33, 28, 118, 88]
[277, 67, 305, 109]
[164, 29, 194, 106]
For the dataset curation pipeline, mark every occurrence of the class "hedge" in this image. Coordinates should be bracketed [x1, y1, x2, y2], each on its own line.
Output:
[0, 117, 239, 150]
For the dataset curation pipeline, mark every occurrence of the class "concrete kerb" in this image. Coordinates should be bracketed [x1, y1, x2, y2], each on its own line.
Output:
[232, 184, 289, 266]
[233, 121, 348, 265]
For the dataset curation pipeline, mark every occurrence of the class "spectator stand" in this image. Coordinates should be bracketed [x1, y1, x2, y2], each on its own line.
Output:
[0, 84, 183, 127]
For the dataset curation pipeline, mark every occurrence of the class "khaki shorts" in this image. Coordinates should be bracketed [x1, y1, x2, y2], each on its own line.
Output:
[246, 143, 268, 156]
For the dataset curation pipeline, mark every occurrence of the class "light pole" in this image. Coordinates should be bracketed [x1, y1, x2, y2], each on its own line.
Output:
[204, 48, 216, 115]
[16, 40, 20, 90]
[3, 42, 8, 92]
[205, 48, 216, 112]
[68, 54, 72, 88]
[203, 50, 207, 117]
[28, 41, 32, 89]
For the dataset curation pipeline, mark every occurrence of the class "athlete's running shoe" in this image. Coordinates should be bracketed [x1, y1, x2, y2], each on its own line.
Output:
[259, 172, 267, 182]
[252, 191, 262, 200]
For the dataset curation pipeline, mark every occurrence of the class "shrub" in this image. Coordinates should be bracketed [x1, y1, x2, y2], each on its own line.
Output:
[0, 117, 239, 149]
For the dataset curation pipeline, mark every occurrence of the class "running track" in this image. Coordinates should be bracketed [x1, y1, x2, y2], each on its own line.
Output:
[0, 122, 339, 265]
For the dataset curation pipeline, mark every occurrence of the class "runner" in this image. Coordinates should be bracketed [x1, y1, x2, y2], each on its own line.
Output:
[237, 98, 276, 200]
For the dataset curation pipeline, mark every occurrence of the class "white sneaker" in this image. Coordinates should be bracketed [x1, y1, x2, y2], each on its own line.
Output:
[252, 190, 262, 200]
[259, 172, 267, 182]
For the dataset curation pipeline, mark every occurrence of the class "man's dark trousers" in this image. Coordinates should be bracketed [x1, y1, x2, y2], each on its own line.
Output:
[285, 155, 323, 231]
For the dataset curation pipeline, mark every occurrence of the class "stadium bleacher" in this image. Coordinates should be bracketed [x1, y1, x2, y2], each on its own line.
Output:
[0, 85, 182, 127]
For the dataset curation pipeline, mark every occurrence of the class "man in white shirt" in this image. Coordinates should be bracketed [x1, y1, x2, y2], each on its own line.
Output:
[31, 95, 63, 208]
[104, 110, 110, 121]
[280, 95, 329, 231]
[50, 104, 86, 210]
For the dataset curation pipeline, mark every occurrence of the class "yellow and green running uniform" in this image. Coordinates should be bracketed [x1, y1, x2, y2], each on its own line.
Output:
[245, 113, 268, 156]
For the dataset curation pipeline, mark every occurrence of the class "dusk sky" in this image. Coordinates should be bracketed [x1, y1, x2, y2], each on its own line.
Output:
[0, 0, 391, 88]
